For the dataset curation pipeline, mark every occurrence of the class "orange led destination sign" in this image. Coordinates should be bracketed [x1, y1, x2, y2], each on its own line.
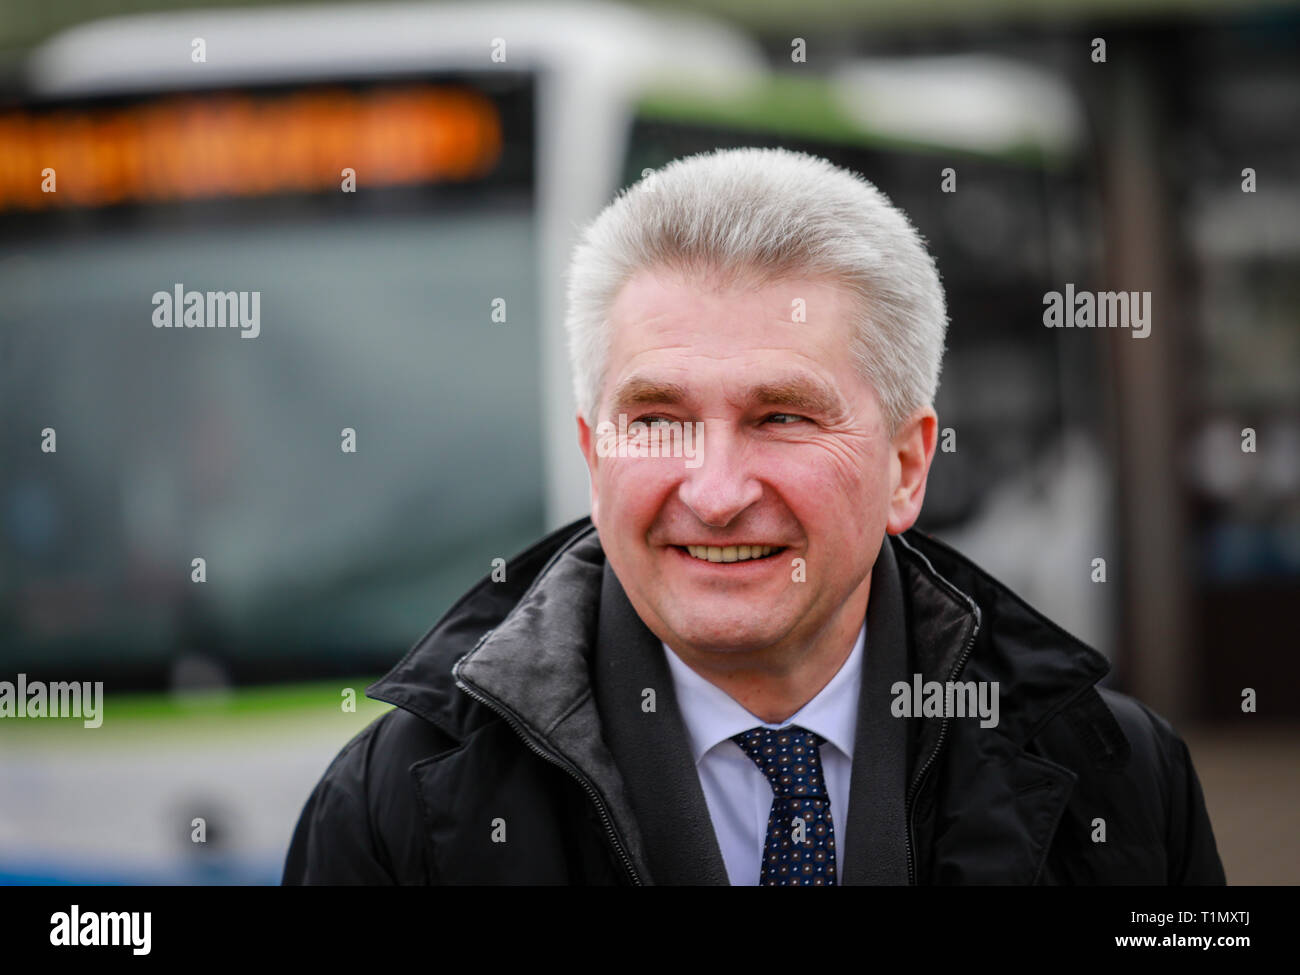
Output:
[0, 84, 503, 212]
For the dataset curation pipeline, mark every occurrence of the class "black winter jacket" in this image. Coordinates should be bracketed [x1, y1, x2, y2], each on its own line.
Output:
[282, 518, 1225, 885]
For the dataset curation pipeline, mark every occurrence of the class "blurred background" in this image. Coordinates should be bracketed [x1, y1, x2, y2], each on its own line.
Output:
[0, 0, 1296, 884]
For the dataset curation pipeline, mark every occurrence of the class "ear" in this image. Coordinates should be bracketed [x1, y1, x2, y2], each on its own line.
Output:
[886, 406, 939, 535]
[576, 412, 600, 528]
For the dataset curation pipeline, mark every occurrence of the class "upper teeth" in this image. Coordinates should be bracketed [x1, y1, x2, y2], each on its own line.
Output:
[685, 545, 777, 563]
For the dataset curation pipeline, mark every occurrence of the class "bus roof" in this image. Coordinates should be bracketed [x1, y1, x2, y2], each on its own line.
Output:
[23, 0, 768, 98]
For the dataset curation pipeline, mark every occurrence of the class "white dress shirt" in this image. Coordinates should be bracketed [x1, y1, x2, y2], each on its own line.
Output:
[660, 622, 865, 886]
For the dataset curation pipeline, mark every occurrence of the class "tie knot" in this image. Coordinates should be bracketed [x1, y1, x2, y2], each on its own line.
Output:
[731, 725, 829, 798]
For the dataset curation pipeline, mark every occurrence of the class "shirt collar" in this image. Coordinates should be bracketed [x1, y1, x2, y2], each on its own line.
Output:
[661, 620, 865, 765]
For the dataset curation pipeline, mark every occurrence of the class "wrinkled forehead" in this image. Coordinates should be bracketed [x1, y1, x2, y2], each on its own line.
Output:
[599, 265, 866, 413]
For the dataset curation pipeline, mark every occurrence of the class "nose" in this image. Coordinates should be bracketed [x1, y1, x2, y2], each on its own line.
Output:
[676, 422, 762, 528]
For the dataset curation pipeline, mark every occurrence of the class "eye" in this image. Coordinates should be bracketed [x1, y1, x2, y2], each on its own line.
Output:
[763, 413, 809, 425]
[633, 415, 676, 427]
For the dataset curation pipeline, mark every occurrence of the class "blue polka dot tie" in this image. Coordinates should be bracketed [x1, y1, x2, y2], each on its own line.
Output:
[731, 725, 837, 886]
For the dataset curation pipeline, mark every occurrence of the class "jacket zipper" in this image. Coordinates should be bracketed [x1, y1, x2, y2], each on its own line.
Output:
[903, 616, 980, 885]
[452, 654, 643, 886]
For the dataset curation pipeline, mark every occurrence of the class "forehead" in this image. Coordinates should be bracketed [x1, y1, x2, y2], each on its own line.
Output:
[605, 264, 858, 368]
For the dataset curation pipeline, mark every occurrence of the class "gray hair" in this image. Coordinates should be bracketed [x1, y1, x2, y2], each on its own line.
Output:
[562, 146, 948, 436]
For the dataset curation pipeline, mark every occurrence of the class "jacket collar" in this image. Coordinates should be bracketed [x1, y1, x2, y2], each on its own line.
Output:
[892, 530, 1112, 747]
[367, 518, 597, 743]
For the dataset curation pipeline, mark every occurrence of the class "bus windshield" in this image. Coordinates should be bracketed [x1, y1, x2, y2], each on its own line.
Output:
[1, 74, 544, 688]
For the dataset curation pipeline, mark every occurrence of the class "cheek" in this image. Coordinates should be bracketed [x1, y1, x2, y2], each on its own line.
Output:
[767, 443, 885, 517]
[599, 462, 679, 527]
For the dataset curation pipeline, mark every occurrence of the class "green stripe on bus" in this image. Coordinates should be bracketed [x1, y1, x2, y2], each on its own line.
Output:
[0, 678, 394, 738]
[98, 678, 391, 720]
[635, 75, 1061, 167]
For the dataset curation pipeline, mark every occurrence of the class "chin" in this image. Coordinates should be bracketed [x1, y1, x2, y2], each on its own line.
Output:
[664, 615, 788, 655]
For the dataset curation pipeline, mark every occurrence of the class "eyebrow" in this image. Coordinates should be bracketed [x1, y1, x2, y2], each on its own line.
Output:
[606, 372, 844, 418]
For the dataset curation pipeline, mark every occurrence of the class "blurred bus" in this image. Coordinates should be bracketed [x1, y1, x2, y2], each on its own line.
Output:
[0, 1, 1099, 882]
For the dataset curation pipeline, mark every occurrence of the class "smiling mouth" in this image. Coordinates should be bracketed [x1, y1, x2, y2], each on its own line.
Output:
[676, 544, 786, 564]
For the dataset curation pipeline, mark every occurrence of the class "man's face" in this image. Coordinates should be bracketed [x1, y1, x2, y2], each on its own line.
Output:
[578, 264, 932, 663]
